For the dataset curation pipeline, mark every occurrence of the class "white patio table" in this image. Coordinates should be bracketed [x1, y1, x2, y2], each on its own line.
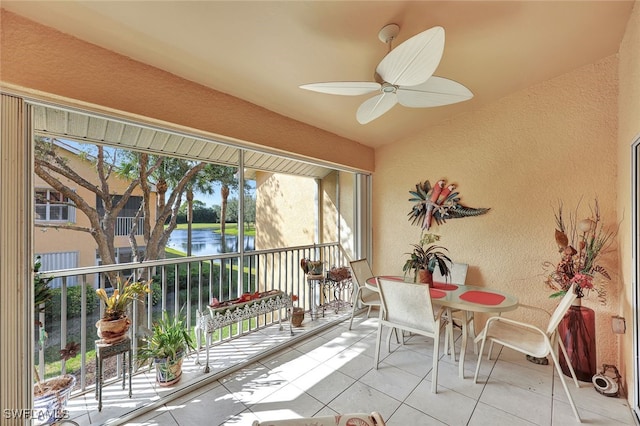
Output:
[366, 276, 519, 378]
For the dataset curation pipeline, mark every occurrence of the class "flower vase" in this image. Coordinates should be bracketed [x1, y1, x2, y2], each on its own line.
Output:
[557, 298, 596, 382]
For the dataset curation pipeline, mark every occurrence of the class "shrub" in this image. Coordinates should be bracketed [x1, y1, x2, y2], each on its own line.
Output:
[45, 284, 98, 323]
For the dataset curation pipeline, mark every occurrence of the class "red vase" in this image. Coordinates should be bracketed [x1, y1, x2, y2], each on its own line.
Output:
[557, 300, 596, 382]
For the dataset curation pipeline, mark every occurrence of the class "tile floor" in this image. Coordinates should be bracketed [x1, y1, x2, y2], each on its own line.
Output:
[67, 311, 637, 426]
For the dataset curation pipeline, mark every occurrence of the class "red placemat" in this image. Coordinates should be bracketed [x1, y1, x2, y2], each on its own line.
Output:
[433, 281, 458, 291]
[459, 290, 506, 305]
[430, 288, 446, 299]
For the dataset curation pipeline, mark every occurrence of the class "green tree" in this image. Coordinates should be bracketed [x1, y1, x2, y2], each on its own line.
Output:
[183, 169, 215, 256]
[226, 198, 239, 223]
[244, 193, 256, 228]
[203, 167, 238, 237]
[34, 138, 207, 271]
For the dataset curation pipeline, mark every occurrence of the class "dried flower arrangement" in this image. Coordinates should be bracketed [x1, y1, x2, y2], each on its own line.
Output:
[544, 199, 615, 303]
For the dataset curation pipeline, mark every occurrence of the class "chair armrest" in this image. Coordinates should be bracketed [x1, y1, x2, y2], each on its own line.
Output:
[352, 285, 363, 301]
[474, 315, 547, 344]
[517, 304, 551, 318]
[485, 315, 547, 335]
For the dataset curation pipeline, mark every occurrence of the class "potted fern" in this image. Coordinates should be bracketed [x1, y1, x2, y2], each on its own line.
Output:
[136, 311, 195, 386]
[402, 234, 452, 286]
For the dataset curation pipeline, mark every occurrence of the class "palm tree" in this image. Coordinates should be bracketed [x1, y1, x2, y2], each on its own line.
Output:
[184, 166, 215, 256]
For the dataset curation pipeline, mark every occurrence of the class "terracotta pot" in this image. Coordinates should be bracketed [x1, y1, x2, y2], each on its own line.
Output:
[96, 316, 131, 344]
[291, 307, 305, 327]
[418, 269, 433, 287]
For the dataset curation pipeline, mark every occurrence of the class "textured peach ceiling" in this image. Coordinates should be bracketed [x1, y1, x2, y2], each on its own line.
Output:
[1, 1, 634, 148]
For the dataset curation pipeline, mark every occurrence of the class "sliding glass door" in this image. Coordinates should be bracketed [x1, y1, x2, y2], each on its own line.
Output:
[633, 136, 640, 420]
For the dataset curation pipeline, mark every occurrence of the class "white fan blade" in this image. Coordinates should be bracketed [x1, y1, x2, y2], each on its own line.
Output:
[356, 93, 398, 124]
[299, 82, 380, 96]
[396, 76, 473, 107]
[376, 26, 445, 87]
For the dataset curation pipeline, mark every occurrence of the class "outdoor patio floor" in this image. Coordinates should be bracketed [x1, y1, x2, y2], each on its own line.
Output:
[65, 309, 636, 426]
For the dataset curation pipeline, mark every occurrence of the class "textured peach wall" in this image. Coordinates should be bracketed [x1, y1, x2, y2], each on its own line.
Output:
[374, 56, 620, 366]
[617, 1, 640, 403]
[255, 172, 317, 250]
[0, 9, 373, 173]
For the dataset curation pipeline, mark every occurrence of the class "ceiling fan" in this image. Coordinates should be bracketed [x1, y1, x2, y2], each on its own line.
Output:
[300, 24, 473, 124]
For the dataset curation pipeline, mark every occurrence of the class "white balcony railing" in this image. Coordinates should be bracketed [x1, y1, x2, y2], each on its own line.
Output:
[35, 242, 350, 397]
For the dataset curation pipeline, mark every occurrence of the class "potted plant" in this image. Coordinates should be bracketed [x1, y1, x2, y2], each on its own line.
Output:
[33, 257, 79, 425]
[95, 276, 151, 344]
[289, 295, 304, 327]
[136, 310, 195, 386]
[402, 234, 452, 286]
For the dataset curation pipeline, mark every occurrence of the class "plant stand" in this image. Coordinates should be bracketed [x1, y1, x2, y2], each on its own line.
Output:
[95, 337, 132, 411]
[306, 273, 353, 320]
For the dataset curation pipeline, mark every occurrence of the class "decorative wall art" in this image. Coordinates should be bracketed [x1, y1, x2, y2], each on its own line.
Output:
[408, 179, 490, 230]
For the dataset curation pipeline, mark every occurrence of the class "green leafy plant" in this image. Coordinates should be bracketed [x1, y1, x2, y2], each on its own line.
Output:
[402, 233, 452, 282]
[136, 310, 195, 367]
[34, 256, 54, 315]
[95, 276, 151, 321]
[33, 258, 80, 403]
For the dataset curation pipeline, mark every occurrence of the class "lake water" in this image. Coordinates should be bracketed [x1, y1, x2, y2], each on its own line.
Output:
[167, 228, 255, 256]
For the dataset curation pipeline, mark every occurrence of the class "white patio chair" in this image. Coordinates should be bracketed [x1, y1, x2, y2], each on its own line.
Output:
[473, 283, 581, 422]
[433, 262, 473, 359]
[348, 259, 381, 330]
[374, 277, 446, 393]
[252, 411, 386, 426]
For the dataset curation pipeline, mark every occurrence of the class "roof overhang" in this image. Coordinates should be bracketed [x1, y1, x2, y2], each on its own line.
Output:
[32, 104, 340, 180]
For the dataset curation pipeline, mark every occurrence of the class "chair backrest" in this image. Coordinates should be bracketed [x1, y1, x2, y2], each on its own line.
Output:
[377, 277, 438, 333]
[350, 259, 378, 296]
[546, 283, 577, 335]
[433, 262, 468, 285]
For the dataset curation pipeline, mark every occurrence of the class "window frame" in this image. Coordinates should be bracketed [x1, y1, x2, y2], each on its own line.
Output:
[35, 187, 76, 222]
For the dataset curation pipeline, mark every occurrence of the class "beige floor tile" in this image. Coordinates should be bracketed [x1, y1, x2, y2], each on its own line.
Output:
[326, 381, 402, 422]
[167, 382, 248, 426]
[479, 378, 552, 424]
[291, 362, 356, 404]
[405, 378, 477, 425]
[468, 402, 538, 426]
[387, 403, 447, 425]
[359, 361, 423, 401]
[247, 382, 325, 421]
[83, 311, 637, 426]
[126, 410, 178, 425]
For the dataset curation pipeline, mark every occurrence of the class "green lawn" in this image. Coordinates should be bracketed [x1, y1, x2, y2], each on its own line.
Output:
[171, 223, 255, 236]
